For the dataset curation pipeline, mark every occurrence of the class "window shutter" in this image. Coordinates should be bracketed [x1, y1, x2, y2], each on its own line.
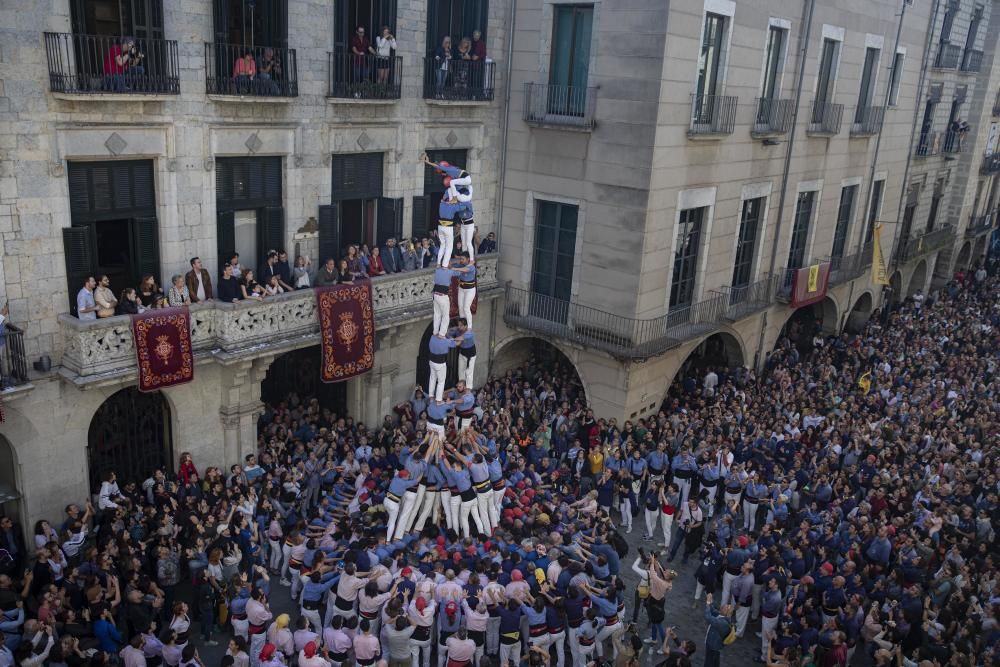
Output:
[411, 195, 430, 240]
[318, 203, 341, 264]
[62, 225, 97, 315]
[216, 210, 235, 273]
[263, 158, 282, 200]
[132, 217, 162, 286]
[113, 164, 134, 211]
[259, 206, 286, 268]
[132, 162, 155, 210]
[332, 153, 383, 201]
[377, 197, 403, 246]
[68, 164, 90, 213]
[216, 160, 233, 202]
[91, 165, 113, 212]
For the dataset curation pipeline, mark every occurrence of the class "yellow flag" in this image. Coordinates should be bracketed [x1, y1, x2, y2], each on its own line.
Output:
[858, 370, 872, 394]
[872, 225, 889, 286]
[807, 264, 819, 292]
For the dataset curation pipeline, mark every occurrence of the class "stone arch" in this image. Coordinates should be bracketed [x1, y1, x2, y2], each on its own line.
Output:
[770, 295, 841, 359]
[889, 271, 902, 303]
[664, 330, 746, 398]
[88, 387, 173, 492]
[907, 259, 928, 296]
[846, 291, 874, 333]
[490, 334, 589, 406]
[955, 242, 972, 271]
[0, 434, 21, 527]
[261, 345, 348, 416]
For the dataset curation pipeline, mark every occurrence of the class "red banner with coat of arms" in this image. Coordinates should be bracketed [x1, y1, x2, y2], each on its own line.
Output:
[316, 282, 375, 383]
[130, 307, 194, 392]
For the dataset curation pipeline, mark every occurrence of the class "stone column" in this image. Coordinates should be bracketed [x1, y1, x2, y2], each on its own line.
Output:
[218, 357, 269, 468]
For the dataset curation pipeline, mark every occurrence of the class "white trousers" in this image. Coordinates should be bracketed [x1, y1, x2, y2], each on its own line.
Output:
[427, 422, 445, 441]
[703, 483, 718, 516]
[735, 605, 751, 636]
[441, 488, 455, 530]
[432, 294, 451, 337]
[457, 287, 476, 329]
[458, 353, 476, 388]
[618, 496, 633, 531]
[449, 494, 462, 534]
[743, 500, 759, 532]
[761, 614, 779, 659]
[547, 629, 566, 667]
[721, 571, 736, 607]
[595, 621, 621, 658]
[661, 512, 674, 548]
[402, 485, 425, 533]
[677, 478, 692, 506]
[268, 539, 282, 571]
[499, 640, 520, 667]
[384, 496, 401, 541]
[460, 497, 485, 538]
[437, 225, 454, 267]
[428, 360, 447, 402]
[460, 222, 475, 262]
[410, 637, 432, 667]
[394, 490, 419, 540]
[644, 508, 658, 537]
[475, 489, 494, 534]
[413, 488, 441, 532]
[489, 486, 502, 528]
[231, 617, 249, 642]
[300, 607, 323, 635]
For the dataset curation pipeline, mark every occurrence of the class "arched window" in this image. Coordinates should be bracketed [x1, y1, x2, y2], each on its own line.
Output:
[88, 387, 172, 491]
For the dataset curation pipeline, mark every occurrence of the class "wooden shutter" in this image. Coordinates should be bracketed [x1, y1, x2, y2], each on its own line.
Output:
[63, 225, 97, 315]
[68, 164, 90, 213]
[318, 204, 341, 264]
[259, 206, 286, 268]
[263, 158, 282, 201]
[216, 210, 235, 272]
[131, 162, 155, 210]
[132, 216, 162, 285]
[332, 153, 384, 201]
[377, 198, 403, 246]
[411, 195, 430, 240]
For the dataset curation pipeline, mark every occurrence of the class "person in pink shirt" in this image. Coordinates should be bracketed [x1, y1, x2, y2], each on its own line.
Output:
[352, 620, 381, 666]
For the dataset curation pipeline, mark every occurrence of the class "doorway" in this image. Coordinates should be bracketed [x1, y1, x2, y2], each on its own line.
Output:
[262, 346, 348, 414]
[88, 387, 173, 491]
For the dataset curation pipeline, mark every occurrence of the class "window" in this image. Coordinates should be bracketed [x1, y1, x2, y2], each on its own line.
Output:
[549, 5, 593, 116]
[963, 5, 983, 63]
[427, 0, 489, 54]
[532, 201, 578, 304]
[940, 0, 959, 44]
[696, 13, 726, 101]
[732, 197, 765, 289]
[926, 193, 942, 232]
[669, 207, 705, 310]
[215, 157, 285, 271]
[412, 148, 467, 242]
[760, 25, 786, 101]
[855, 47, 880, 121]
[335, 0, 397, 49]
[787, 191, 815, 269]
[814, 38, 839, 119]
[832, 185, 857, 259]
[888, 52, 904, 106]
[70, 0, 164, 42]
[213, 0, 288, 49]
[864, 179, 885, 244]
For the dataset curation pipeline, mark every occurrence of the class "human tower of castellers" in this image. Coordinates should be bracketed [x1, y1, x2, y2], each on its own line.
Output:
[234, 156, 635, 667]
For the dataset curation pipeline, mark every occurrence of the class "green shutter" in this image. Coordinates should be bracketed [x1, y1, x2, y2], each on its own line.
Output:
[377, 197, 403, 246]
[259, 206, 285, 269]
[318, 203, 341, 264]
[63, 225, 97, 314]
[332, 153, 384, 201]
[411, 195, 429, 240]
[216, 210, 235, 273]
[132, 216, 162, 286]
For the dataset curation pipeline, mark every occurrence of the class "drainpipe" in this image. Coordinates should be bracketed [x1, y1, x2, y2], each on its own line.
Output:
[487, 0, 518, 379]
[755, 0, 816, 368]
[888, 0, 941, 280]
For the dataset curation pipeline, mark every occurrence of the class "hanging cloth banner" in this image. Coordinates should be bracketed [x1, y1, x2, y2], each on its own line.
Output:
[317, 281, 375, 383]
[131, 307, 194, 392]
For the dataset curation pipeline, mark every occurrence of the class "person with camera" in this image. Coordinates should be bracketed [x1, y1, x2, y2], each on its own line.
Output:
[702, 594, 734, 667]
[103, 37, 145, 92]
[656, 627, 697, 667]
[256, 48, 282, 95]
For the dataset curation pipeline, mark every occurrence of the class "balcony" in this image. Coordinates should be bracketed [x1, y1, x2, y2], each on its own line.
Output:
[916, 131, 941, 157]
[43, 32, 179, 99]
[966, 212, 996, 238]
[982, 152, 1000, 174]
[327, 51, 401, 102]
[896, 226, 955, 263]
[58, 255, 499, 386]
[502, 285, 729, 362]
[932, 43, 961, 69]
[205, 43, 298, 100]
[688, 94, 738, 137]
[523, 83, 597, 130]
[422, 58, 495, 103]
[960, 49, 983, 73]
[0, 324, 30, 390]
[825, 245, 871, 286]
[942, 129, 967, 155]
[850, 106, 885, 137]
[714, 274, 780, 321]
[807, 102, 844, 136]
[750, 98, 794, 136]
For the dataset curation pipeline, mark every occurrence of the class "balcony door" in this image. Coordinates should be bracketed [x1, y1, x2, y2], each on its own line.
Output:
[670, 207, 705, 312]
[71, 0, 164, 41]
[215, 157, 285, 274]
[531, 201, 578, 324]
[694, 13, 726, 124]
[854, 47, 879, 122]
[832, 185, 857, 259]
[788, 191, 815, 270]
[549, 5, 593, 117]
[732, 197, 764, 291]
[426, 0, 489, 54]
[813, 38, 839, 122]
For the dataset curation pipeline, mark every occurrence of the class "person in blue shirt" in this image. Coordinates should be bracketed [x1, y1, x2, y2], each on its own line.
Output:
[450, 317, 477, 388]
[427, 333, 458, 403]
[396, 437, 439, 539]
[454, 257, 477, 328]
[426, 398, 452, 444]
[442, 167, 476, 262]
[671, 448, 699, 506]
[299, 564, 338, 630]
[743, 473, 769, 533]
[412, 441, 446, 533]
[646, 443, 668, 482]
[384, 469, 419, 542]
[448, 381, 476, 432]
[702, 594, 734, 667]
[700, 459, 721, 518]
[442, 452, 486, 539]
[432, 263, 468, 339]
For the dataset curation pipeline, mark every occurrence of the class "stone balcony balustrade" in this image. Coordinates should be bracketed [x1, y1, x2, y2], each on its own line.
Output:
[59, 254, 499, 386]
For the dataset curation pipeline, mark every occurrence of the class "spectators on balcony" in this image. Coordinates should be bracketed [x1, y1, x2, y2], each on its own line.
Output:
[314, 258, 338, 286]
[138, 275, 164, 309]
[350, 26, 373, 88]
[232, 51, 257, 93]
[117, 287, 143, 315]
[256, 48, 282, 95]
[335, 259, 354, 285]
[401, 238, 419, 271]
[167, 274, 191, 306]
[291, 256, 313, 289]
[367, 246, 386, 276]
[186, 257, 214, 303]
[381, 237, 402, 274]
[477, 231, 496, 255]
[217, 264, 242, 303]
[345, 245, 367, 280]
[240, 270, 265, 301]
[76, 276, 98, 320]
[94, 275, 118, 318]
[375, 27, 397, 87]
[432, 36, 453, 95]
[103, 37, 145, 92]
[471, 30, 487, 60]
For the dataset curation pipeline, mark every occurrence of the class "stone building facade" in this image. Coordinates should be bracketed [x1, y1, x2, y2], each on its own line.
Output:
[495, 0, 1000, 420]
[0, 0, 509, 525]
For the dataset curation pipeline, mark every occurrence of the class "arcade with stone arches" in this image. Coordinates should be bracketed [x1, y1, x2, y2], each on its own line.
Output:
[661, 331, 746, 407]
[489, 335, 588, 405]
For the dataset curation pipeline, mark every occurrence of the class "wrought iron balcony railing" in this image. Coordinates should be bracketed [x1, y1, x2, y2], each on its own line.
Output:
[850, 106, 885, 136]
[751, 98, 794, 136]
[916, 131, 941, 157]
[0, 324, 29, 389]
[44, 32, 179, 96]
[688, 94, 738, 136]
[896, 225, 955, 263]
[807, 101, 844, 135]
[966, 212, 996, 238]
[715, 273, 780, 321]
[205, 43, 298, 97]
[982, 152, 1000, 175]
[960, 49, 983, 73]
[502, 285, 730, 361]
[422, 58, 495, 102]
[327, 51, 401, 100]
[523, 83, 597, 129]
[942, 129, 967, 154]
[826, 245, 871, 285]
[933, 43, 962, 69]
